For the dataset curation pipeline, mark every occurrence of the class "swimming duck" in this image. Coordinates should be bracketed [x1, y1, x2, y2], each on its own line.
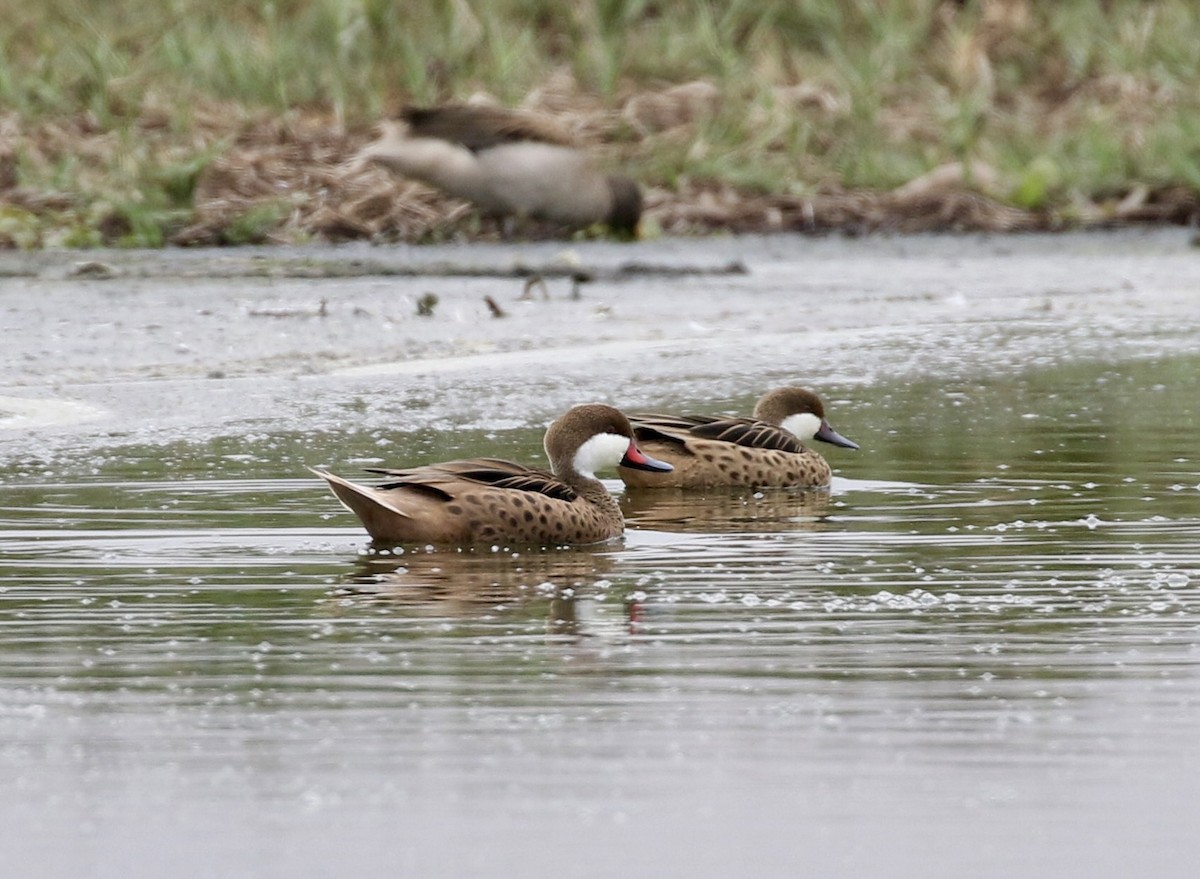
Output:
[312, 404, 671, 546]
[617, 387, 858, 489]
[352, 104, 642, 235]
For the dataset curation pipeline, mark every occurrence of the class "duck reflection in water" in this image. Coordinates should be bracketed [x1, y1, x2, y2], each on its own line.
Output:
[329, 546, 635, 639]
[621, 485, 834, 534]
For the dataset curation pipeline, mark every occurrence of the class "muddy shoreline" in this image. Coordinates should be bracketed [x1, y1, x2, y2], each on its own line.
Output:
[4, 229, 1200, 466]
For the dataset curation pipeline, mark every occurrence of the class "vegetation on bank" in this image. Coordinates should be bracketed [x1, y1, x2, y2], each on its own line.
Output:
[1, 0, 1199, 247]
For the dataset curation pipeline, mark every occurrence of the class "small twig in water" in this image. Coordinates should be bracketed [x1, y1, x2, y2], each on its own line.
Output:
[570, 271, 590, 300]
[247, 300, 329, 318]
[484, 295, 507, 318]
[520, 275, 550, 301]
[416, 293, 438, 317]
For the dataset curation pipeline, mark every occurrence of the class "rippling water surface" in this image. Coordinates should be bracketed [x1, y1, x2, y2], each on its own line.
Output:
[3, 356, 1200, 878]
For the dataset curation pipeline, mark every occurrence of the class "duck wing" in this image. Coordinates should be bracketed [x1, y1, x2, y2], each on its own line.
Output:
[689, 418, 805, 453]
[631, 414, 803, 454]
[401, 106, 574, 152]
[366, 458, 577, 502]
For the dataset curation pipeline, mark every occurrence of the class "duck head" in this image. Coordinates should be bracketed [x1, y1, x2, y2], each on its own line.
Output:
[546, 404, 673, 480]
[754, 387, 860, 450]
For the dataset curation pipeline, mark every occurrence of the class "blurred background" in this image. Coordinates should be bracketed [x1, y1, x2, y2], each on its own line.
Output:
[2, 0, 1198, 247]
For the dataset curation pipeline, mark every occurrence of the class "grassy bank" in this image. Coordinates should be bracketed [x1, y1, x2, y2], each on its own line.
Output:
[2, 0, 1199, 247]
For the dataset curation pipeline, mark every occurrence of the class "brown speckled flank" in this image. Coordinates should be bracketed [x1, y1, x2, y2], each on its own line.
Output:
[313, 404, 670, 546]
[618, 387, 859, 489]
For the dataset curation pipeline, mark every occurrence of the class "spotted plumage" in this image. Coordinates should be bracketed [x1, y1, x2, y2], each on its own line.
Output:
[618, 387, 859, 489]
[312, 404, 671, 546]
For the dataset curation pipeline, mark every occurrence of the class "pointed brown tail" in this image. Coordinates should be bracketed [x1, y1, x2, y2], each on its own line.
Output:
[309, 467, 412, 541]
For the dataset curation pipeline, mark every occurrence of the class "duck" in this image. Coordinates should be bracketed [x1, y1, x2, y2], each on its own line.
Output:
[617, 387, 859, 489]
[351, 104, 642, 235]
[311, 404, 671, 546]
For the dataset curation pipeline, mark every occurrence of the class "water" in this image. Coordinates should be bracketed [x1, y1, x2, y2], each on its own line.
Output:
[4, 345, 1199, 877]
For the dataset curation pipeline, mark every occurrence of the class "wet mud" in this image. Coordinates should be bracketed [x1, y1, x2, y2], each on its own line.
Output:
[3, 229, 1200, 466]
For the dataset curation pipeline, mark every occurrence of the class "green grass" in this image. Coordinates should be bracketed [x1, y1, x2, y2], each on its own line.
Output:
[2, 0, 1200, 246]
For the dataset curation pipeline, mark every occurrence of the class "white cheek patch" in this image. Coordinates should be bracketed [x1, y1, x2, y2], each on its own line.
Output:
[780, 412, 821, 441]
[573, 433, 631, 478]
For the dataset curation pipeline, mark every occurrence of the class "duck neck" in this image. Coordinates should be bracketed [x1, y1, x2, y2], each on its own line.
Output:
[562, 469, 621, 516]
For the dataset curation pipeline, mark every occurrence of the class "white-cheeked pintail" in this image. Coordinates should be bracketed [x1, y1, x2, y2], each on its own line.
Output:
[313, 404, 671, 546]
[618, 387, 858, 489]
